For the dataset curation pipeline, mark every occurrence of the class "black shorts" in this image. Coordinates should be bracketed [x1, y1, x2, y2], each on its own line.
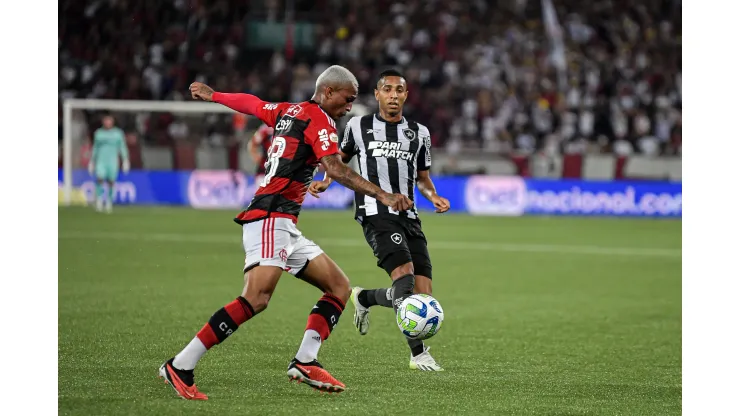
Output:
[360, 215, 432, 279]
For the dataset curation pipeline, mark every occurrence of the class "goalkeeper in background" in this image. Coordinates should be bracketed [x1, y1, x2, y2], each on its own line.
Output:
[88, 114, 129, 213]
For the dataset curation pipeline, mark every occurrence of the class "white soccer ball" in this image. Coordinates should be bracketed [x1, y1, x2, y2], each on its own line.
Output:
[396, 294, 444, 340]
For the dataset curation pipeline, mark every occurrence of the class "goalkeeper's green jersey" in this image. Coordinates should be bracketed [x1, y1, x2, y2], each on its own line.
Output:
[92, 127, 128, 166]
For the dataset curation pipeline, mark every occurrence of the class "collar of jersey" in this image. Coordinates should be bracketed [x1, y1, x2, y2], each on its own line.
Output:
[308, 99, 337, 123]
[374, 113, 406, 125]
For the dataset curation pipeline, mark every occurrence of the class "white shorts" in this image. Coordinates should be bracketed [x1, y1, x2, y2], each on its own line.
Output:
[242, 217, 324, 276]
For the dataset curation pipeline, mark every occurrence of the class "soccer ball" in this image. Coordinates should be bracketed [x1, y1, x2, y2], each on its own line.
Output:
[396, 294, 444, 340]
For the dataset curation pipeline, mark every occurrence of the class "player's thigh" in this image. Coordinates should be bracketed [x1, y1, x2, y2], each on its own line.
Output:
[107, 167, 119, 183]
[291, 241, 351, 302]
[94, 164, 110, 181]
[406, 221, 432, 281]
[408, 240, 432, 280]
[283, 234, 323, 277]
[103, 164, 118, 181]
[361, 218, 414, 278]
[241, 218, 296, 309]
[242, 218, 293, 272]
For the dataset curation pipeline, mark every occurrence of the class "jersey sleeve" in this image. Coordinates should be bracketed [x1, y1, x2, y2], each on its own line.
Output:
[417, 129, 432, 171]
[212, 92, 290, 127]
[339, 118, 360, 157]
[304, 113, 339, 160]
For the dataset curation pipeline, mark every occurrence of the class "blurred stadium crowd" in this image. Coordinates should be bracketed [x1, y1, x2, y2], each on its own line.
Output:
[59, 0, 681, 157]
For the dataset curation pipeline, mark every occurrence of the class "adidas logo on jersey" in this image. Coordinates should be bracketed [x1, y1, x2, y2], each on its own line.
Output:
[368, 141, 414, 161]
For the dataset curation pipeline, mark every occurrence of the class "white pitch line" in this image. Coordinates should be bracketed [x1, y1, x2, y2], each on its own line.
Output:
[58, 231, 681, 258]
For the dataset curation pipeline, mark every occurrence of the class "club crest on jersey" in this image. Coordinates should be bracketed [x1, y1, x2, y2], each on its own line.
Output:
[285, 104, 302, 117]
[368, 141, 414, 161]
[402, 129, 416, 141]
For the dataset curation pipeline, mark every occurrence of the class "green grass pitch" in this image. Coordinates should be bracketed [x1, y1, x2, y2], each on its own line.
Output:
[58, 207, 681, 415]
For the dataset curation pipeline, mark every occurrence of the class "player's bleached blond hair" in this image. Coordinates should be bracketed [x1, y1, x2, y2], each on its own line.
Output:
[315, 65, 359, 93]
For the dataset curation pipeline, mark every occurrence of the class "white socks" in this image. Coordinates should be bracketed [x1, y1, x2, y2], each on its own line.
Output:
[173, 330, 323, 370]
[173, 337, 207, 371]
[295, 330, 322, 363]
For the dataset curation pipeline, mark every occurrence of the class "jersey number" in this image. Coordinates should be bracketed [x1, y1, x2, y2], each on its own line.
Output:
[260, 137, 287, 187]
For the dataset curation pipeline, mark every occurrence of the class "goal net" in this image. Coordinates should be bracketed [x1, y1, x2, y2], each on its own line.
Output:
[59, 98, 367, 206]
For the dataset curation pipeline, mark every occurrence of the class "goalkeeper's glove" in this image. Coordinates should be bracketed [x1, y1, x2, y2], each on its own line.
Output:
[88, 162, 94, 175]
[122, 160, 130, 174]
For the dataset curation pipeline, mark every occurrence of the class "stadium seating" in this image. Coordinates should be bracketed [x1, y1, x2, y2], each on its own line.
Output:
[59, 0, 681, 169]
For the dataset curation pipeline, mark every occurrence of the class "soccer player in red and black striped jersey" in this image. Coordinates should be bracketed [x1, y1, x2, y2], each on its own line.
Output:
[158, 65, 413, 399]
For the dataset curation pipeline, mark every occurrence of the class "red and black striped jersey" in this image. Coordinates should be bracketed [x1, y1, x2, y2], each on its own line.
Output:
[213, 93, 340, 224]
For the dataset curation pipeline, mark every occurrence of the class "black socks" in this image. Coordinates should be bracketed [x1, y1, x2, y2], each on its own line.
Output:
[357, 288, 393, 308]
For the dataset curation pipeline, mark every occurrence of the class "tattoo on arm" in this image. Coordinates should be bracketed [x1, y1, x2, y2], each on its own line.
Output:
[323, 151, 352, 182]
[321, 155, 383, 198]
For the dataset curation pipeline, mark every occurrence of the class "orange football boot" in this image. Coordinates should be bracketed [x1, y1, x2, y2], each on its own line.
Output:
[158, 359, 208, 400]
[287, 358, 346, 393]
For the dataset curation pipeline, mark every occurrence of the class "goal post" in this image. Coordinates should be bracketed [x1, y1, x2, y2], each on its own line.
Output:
[61, 99, 237, 206]
[60, 98, 368, 206]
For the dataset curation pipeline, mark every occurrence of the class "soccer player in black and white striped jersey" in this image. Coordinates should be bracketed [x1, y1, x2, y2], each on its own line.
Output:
[309, 69, 450, 371]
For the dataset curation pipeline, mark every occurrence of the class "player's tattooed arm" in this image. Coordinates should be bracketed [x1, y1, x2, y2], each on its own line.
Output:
[189, 82, 214, 101]
[320, 154, 381, 198]
[339, 150, 353, 164]
[320, 155, 413, 211]
[417, 170, 450, 213]
[320, 150, 352, 182]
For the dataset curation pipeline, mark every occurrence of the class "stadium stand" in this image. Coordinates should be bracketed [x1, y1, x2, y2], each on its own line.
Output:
[59, 0, 681, 179]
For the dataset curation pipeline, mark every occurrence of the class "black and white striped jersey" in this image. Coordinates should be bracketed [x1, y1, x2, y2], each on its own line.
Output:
[340, 113, 432, 222]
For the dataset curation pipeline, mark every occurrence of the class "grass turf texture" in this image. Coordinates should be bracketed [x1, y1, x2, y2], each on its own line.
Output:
[59, 207, 681, 415]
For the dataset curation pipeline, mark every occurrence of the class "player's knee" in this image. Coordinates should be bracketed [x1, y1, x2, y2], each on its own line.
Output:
[390, 262, 415, 280]
[244, 290, 272, 314]
[326, 272, 351, 303]
[302, 254, 351, 302]
[242, 269, 280, 314]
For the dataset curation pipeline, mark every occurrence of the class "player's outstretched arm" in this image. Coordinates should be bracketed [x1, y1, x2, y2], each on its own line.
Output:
[189, 82, 281, 127]
[320, 154, 413, 211]
[189, 82, 216, 102]
[417, 169, 450, 213]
